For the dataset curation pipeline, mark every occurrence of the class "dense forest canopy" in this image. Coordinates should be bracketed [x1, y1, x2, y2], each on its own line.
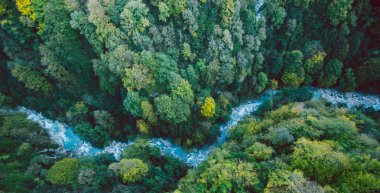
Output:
[1, 0, 380, 147]
[1, 1, 380, 192]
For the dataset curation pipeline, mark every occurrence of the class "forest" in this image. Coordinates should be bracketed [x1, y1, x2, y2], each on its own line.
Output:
[0, 0, 379, 192]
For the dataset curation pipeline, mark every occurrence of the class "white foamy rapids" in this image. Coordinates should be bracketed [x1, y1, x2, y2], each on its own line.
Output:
[14, 107, 130, 160]
[311, 88, 380, 110]
[6, 88, 380, 167]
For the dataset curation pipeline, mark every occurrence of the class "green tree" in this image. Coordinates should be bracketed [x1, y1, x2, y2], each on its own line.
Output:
[318, 59, 343, 87]
[169, 73, 194, 105]
[177, 160, 259, 193]
[154, 94, 191, 124]
[123, 64, 155, 92]
[93, 110, 115, 130]
[157, 2, 170, 22]
[108, 158, 149, 184]
[140, 100, 158, 125]
[221, 0, 234, 27]
[264, 0, 286, 28]
[256, 72, 268, 93]
[182, 42, 195, 61]
[120, 0, 150, 36]
[123, 92, 143, 117]
[74, 123, 111, 147]
[281, 72, 303, 87]
[245, 142, 274, 161]
[291, 138, 350, 183]
[327, 0, 353, 26]
[11, 64, 53, 93]
[339, 68, 356, 91]
[46, 158, 80, 185]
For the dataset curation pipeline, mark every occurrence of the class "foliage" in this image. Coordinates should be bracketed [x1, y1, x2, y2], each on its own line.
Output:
[291, 138, 350, 183]
[155, 95, 191, 124]
[74, 123, 111, 147]
[123, 92, 143, 117]
[339, 68, 357, 91]
[109, 158, 149, 184]
[46, 158, 80, 185]
[11, 64, 53, 93]
[1, 0, 380, 191]
[141, 100, 157, 124]
[245, 142, 274, 161]
[179, 100, 380, 193]
[200, 97, 216, 118]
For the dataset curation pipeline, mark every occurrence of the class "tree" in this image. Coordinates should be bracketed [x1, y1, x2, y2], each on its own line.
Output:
[291, 138, 350, 183]
[154, 94, 191, 124]
[177, 160, 259, 193]
[264, 0, 286, 29]
[221, 0, 234, 27]
[66, 102, 89, 123]
[77, 169, 96, 185]
[46, 158, 80, 185]
[256, 72, 268, 93]
[11, 64, 53, 93]
[108, 158, 149, 184]
[74, 123, 111, 147]
[123, 92, 143, 117]
[154, 0, 187, 17]
[245, 142, 274, 161]
[327, 0, 353, 26]
[169, 73, 194, 105]
[284, 50, 304, 73]
[200, 97, 216, 118]
[182, 42, 195, 61]
[339, 68, 356, 91]
[265, 170, 324, 193]
[303, 52, 326, 85]
[141, 100, 158, 124]
[136, 119, 150, 135]
[318, 59, 343, 87]
[16, 0, 35, 20]
[281, 72, 303, 87]
[158, 2, 170, 22]
[281, 50, 305, 87]
[87, 0, 122, 50]
[120, 0, 150, 36]
[265, 127, 294, 147]
[93, 110, 115, 130]
[123, 64, 155, 92]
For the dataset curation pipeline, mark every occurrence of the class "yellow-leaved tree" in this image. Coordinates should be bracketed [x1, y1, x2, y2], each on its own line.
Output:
[200, 97, 216, 118]
[16, 0, 35, 20]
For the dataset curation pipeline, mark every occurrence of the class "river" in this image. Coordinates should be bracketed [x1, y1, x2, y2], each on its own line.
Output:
[8, 88, 380, 167]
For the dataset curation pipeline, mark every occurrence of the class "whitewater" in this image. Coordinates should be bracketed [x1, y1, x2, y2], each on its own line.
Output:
[8, 88, 380, 167]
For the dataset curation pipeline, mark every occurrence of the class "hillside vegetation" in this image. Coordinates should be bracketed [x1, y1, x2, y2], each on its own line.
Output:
[1, 0, 380, 148]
